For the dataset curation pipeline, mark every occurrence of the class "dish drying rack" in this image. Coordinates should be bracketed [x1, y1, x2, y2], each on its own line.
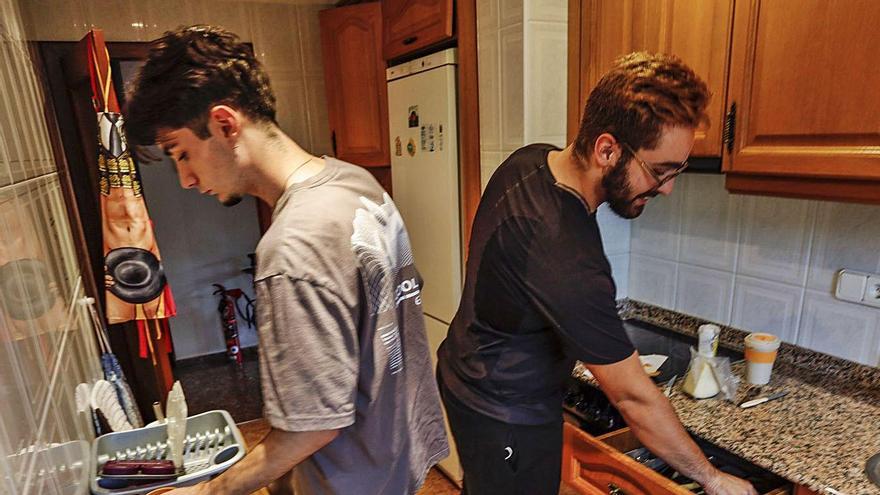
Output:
[90, 410, 245, 495]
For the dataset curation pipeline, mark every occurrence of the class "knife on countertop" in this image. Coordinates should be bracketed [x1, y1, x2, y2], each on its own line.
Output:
[739, 390, 788, 409]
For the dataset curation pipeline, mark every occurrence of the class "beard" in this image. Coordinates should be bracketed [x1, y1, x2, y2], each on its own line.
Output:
[602, 155, 658, 219]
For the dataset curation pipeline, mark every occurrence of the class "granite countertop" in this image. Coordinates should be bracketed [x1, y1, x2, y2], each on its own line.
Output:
[572, 300, 880, 495]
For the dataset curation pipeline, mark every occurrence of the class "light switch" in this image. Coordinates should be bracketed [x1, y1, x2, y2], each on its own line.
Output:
[835, 269, 867, 302]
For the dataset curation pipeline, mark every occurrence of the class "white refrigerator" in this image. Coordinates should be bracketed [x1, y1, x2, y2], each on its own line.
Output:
[387, 48, 464, 485]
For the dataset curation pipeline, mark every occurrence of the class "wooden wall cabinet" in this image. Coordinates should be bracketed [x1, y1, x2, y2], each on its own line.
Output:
[320, 2, 390, 168]
[567, 0, 734, 158]
[383, 0, 454, 61]
[722, 0, 880, 203]
[568, 0, 880, 204]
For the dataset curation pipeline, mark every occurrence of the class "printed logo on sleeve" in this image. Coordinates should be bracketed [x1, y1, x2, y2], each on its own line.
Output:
[351, 193, 420, 374]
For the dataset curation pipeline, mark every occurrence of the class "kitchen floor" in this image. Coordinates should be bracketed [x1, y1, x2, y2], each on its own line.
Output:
[238, 419, 577, 495]
[173, 347, 263, 423]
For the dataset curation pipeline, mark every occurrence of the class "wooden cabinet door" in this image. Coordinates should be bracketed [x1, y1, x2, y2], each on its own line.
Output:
[569, 0, 734, 157]
[723, 0, 880, 179]
[563, 424, 688, 495]
[383, 0, 454, 61]
[319, 2, 389, 167]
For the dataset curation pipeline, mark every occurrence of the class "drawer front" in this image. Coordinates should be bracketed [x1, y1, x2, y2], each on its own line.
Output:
[563, 424, 792, 495]
[563, 424, 688, 495]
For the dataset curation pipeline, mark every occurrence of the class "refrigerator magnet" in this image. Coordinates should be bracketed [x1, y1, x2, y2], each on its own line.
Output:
[408, 106, 419, 128]
[395, 137, 402, 156]
[407, 138, 416, 157]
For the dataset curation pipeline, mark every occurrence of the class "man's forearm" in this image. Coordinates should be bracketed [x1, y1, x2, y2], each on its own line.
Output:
[203, 427, 338, 495]
[614, 388, 717, 486]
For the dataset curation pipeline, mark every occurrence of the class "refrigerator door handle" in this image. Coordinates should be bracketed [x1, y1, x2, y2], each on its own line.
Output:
[331, 130, 337, 155]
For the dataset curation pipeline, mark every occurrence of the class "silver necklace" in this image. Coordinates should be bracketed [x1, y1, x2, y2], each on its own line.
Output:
[284, 156, 314, 188]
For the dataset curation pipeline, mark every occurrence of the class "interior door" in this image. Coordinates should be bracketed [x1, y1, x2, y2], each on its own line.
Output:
[38, 33, 173, 420]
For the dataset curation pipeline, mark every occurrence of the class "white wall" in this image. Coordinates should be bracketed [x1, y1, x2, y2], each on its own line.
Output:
[629, 174, 880, 366]
[20, 0, 334, 358]
[476, 0, 631, 298]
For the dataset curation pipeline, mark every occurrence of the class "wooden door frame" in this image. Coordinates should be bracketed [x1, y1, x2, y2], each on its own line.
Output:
[457, 0, 481, 257]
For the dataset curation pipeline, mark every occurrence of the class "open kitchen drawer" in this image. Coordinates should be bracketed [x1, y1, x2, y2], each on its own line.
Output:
[562, 423, 790, 495]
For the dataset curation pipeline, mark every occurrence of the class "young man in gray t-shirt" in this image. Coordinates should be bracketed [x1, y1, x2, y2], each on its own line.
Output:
[124, 25, 449, 495]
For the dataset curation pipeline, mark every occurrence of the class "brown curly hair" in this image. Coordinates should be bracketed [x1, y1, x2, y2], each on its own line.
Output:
[124, 25, 277, 148]
[574, 52, 710, 160]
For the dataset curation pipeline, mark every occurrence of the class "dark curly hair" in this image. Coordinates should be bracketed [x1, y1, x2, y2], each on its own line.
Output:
[124, 25, 277, 148]
[574, 52, 710, 161]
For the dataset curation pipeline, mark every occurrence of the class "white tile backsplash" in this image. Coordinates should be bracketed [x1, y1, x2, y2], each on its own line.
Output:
[305, 75, 331, 155]
[270, 71, 310, 148]
[477, 29, 501, 152]
[249, 2, 301, 68]
[731, 275, 803, 343]
[608, 253, 629, 300]
[524, 0, 567, 22]
[738, 195, 815, 286]
[799, 290, 880, 366]
[629, 255, 677, 308]
[675, 263, 734, 324]
[630, 174, 880, 367]
[523, 21, 566, 146]
[297, 4, 326, 78]
[679, 174, 740, 272]
[480, 151, 503, 191]
[631, 186, 683, 261]
[499, 24, 524, 150]
[477, 0, 499, 30]
[597, 204, 631, 256]
[806, 201, 880, 292]
[500, 0, 523, 26]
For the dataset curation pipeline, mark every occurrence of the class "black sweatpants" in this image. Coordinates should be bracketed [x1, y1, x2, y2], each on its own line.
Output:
[440, 387, 563, 495]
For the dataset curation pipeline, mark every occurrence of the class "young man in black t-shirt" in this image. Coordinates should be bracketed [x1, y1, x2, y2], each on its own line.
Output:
[437, 53, 758, 495]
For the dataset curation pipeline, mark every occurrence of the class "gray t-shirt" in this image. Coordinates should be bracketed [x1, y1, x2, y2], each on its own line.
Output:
[254, 157, 449, 494]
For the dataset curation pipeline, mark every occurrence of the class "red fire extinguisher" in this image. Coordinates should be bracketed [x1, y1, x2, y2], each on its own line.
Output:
[212, 284, 254, 366]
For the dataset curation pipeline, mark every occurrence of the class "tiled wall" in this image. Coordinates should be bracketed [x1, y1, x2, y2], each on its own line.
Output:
[477, 0, 524, 189]
[20, 0, 334, 157]
[1, 0, 103, 491]
[630, 174, 880, 366]
[476, 0, 631, 297]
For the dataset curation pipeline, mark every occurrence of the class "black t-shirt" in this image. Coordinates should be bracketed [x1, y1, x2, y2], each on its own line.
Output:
[437, 143, 635, 425]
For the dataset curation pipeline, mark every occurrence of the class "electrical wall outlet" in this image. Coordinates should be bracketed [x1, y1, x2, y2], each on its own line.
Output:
[834, 269, 880, 308]
[864, 276, 880, 308]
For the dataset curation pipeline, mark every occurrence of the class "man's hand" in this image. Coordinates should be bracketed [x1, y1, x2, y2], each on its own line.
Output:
[703, 470, 759, 495]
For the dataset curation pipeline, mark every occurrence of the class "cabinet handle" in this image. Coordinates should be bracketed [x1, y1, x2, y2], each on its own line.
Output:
[608, 483, 626, 495]
[331, 130, 337, 156]
[722, 102, 737, 154]
[403, 36, 418, 45]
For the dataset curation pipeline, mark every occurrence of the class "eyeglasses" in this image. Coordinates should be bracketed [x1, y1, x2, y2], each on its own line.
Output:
[618, 140, 690, 188]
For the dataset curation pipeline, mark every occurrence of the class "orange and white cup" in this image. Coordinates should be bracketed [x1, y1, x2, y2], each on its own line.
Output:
[744, 333, 781, 385]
